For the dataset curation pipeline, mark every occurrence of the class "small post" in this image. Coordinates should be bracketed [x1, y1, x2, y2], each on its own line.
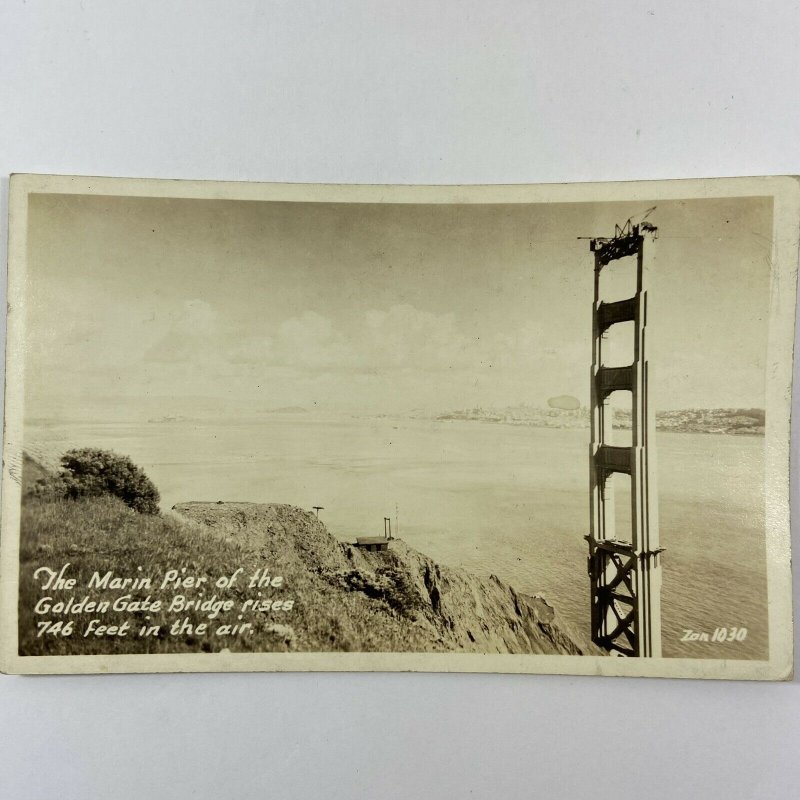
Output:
[313, 506, 324, 518]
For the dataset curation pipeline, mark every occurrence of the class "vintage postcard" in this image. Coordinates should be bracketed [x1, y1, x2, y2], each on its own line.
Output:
[1, 174, 796, 679]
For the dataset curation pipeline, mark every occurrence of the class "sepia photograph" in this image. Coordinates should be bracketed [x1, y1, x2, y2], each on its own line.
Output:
[1, 174, 796, 678]
[5, 5, 800, 799]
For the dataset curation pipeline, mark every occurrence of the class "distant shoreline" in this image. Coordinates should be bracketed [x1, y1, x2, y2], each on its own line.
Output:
[432, 406, 765, 437]
[24, 406, 765, 437]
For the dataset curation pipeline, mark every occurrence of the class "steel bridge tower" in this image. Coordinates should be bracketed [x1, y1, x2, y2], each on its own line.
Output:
[586, 221, 663, 657]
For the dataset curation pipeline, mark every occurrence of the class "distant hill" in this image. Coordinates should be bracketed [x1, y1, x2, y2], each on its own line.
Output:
[437, 405, 587, 429]
[435, 406, 765, 435]
[615, 408, 764, 436]
[264, 406, 308, 414]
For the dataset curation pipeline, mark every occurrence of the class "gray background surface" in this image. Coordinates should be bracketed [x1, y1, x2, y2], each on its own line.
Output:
[1, 2, 798, 798]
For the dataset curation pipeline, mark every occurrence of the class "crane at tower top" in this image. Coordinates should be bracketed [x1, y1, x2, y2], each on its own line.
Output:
[577, 206, 659, 250]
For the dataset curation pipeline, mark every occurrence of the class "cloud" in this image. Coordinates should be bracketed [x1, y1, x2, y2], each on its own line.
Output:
[32, 296, 583, 413]
[228, 305, 478, 373]
[178, 302, 571, 383]
[26, 281, 165, 370]
[362, 304, 473, 371]
[144, 299, 221, 364]
[226, 311, 356, 370]
[173, 299, 219, 333]
[276, 311, 358, 369]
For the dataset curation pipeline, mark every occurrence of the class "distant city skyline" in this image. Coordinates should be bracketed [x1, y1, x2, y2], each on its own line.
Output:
[25, 193, 772, 421]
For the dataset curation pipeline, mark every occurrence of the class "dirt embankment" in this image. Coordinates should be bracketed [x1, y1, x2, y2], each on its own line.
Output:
[173, 501, 601, 656]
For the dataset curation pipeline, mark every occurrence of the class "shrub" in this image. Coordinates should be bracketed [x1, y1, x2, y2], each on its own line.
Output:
[28, 473, 71, 502]
[58, 448, 160, 515]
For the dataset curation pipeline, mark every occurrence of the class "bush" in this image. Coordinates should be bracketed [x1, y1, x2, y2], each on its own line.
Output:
[28, 473, 71, 502]
[57, 448, 161, 515]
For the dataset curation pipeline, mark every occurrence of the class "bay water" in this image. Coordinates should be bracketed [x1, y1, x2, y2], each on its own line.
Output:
[25, 416, 767, 659]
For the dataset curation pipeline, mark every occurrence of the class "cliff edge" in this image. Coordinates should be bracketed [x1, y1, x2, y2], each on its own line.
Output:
[173, 501, 601, 656]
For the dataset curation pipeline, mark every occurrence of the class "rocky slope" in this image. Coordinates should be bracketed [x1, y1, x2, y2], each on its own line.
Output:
[173, 501, 601, 656]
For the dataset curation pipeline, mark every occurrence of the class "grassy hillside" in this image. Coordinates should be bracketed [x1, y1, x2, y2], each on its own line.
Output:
[19, 496, 433, 655]
[18, 455, 599, 658]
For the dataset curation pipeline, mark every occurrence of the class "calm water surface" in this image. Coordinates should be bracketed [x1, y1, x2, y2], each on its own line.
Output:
[26, 416, 767, 659]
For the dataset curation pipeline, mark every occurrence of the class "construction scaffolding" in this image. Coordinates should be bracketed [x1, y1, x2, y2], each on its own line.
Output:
[586, 221, 663, 657]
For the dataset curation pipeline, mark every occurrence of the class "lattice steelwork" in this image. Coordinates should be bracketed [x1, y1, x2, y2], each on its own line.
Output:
[586, 222, 663, 657]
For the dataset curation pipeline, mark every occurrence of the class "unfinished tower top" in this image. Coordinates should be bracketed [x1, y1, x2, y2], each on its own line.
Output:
[589, 221, 658, 267]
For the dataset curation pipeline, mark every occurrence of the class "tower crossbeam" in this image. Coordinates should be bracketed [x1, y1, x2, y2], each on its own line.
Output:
[586, 223, 663, 658]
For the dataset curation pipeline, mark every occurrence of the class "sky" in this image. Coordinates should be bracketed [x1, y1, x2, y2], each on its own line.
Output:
[24, 192, 773, 421]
